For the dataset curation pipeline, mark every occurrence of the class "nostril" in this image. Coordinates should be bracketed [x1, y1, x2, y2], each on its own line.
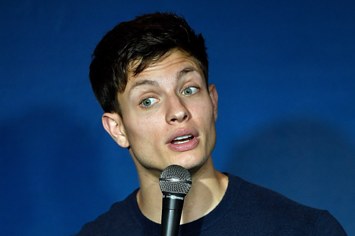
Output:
[169, 111, 189, 123]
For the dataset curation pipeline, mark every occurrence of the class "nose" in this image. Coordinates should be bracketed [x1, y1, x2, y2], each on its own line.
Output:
[166, 95, 190, 124]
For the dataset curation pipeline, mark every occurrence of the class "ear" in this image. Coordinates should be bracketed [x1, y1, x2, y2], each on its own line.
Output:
[208, 84, 218, 120]
[102, 112, 130, 148]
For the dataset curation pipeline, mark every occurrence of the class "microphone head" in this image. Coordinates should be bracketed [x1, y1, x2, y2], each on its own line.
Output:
[159, 165, 192, 196]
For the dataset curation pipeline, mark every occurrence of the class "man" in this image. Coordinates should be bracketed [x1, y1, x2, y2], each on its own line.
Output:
[77, 12, 346, 235]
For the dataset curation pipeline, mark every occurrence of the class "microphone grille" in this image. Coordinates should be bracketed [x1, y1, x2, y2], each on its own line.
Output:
[159, 165, 192, 196]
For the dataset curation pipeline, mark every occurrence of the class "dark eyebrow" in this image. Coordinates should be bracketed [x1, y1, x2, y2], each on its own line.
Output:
[130, 79, 159, 91]
[130, 66, 198, 91]
[177, 67, 196, 80]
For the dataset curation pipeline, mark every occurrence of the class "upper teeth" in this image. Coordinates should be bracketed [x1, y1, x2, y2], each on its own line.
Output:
[174, 135, 192, 141]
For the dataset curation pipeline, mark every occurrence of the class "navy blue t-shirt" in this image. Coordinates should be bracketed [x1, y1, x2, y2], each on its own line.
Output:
[76, 175, 347, 235]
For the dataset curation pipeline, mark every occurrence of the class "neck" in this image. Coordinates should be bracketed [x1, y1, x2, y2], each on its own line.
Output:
[136, 159, 229, 224]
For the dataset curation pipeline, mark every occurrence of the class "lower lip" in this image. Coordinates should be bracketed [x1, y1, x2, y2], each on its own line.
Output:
[168, 137, 199, 152]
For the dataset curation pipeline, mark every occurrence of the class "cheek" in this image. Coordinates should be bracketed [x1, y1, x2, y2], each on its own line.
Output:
[192, 99, 215, 120]
[125, 115, 163, 141]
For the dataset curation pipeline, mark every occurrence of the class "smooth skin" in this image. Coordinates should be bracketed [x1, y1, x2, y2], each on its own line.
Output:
[102, 49, 228, 224]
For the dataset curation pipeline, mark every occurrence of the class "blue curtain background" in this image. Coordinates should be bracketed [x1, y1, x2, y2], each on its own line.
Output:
[1, 1, 354, 235]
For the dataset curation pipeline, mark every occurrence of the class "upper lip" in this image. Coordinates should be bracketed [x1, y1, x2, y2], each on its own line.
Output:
[166, 128, 199, 144]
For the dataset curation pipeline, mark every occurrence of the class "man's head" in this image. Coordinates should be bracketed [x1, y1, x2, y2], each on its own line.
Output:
[91, 12, 218, 174]
[90, 12, 209, 114]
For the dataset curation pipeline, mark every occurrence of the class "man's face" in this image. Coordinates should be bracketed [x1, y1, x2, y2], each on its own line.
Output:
[107, 50, 218, 174]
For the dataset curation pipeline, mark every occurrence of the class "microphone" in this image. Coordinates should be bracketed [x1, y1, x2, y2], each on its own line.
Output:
[159, 165, 192, 236]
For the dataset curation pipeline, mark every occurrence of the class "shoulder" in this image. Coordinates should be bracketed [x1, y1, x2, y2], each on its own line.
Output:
[75, 190, 140, 236]
[227, 175, 347, 235]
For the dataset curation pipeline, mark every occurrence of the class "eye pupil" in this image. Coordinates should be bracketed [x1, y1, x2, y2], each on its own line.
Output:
[183, 86, 197, 96]
[143, 99, 151, 106]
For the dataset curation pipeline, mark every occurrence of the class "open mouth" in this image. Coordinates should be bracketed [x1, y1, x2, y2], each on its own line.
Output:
[171, 135, 194, 144]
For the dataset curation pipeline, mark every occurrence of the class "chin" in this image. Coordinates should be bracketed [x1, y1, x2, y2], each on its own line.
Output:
[172, 155, 209, 172]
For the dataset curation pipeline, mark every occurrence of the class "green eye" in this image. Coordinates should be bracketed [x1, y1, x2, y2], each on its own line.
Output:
[140, 97, 158, 108]
[182, 86, 199, 96]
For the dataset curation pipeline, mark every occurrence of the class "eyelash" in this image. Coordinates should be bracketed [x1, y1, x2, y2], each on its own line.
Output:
[139, 97, 158, 108]
[182, 86, 199, 96]
[138, 86, 200, 109]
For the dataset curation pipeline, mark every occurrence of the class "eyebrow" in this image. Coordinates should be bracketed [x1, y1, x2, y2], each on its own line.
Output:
[131, 79, 159, 90]
[130, 66, 198, 91]
[177, 66, 196, 80]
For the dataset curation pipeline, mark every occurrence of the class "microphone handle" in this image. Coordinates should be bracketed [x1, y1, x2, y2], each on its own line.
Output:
[161, 194, 184, 236]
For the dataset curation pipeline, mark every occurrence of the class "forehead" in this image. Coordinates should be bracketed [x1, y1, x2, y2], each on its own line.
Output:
[127, 50, 203, 82]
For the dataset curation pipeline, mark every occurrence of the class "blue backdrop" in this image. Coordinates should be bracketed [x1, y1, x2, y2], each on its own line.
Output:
[1, 1, 354, 235]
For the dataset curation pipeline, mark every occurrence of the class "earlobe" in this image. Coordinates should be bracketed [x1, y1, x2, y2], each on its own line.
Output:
[102, 113, 130, 148]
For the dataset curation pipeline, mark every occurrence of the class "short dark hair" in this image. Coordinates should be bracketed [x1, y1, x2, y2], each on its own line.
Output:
[89, 12, 209, 113]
